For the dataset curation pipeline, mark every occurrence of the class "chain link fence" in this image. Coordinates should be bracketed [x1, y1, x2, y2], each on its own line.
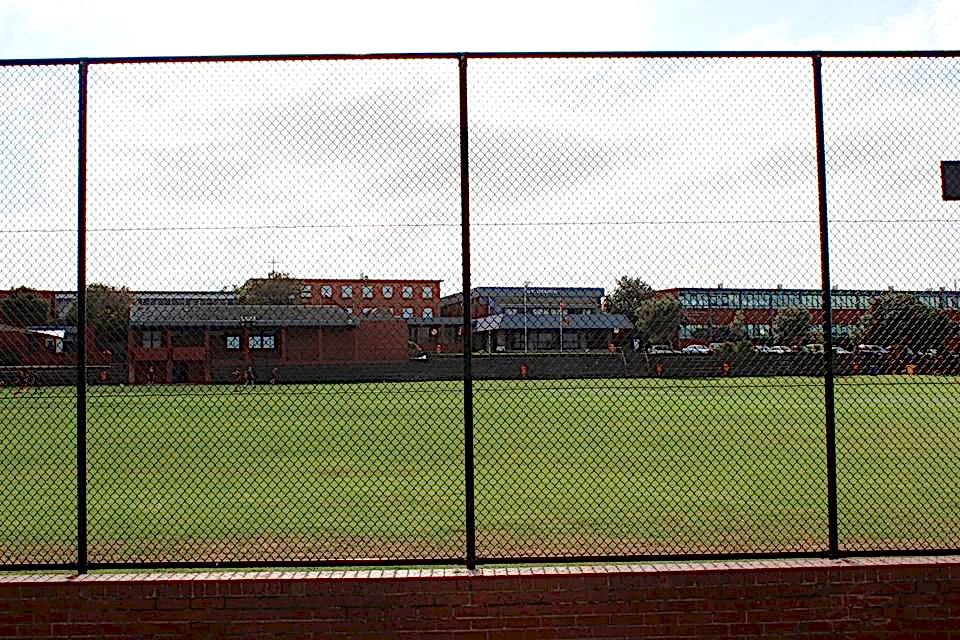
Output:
[0, 52, 958, 571]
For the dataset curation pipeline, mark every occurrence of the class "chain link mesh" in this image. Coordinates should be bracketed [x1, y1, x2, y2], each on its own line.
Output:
[0, 54, 959, 569]
[823, 56, 960, 552]
[83, 59, 464, 564]
[0, 64, 79, 566]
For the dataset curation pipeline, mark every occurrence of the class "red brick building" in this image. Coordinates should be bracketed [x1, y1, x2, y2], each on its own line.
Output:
[300, 278, 441, 321]
[658, 287, 960, 347]
[127, 304, 408, 384]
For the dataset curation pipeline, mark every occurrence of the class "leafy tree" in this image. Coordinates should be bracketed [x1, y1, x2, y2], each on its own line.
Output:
[67, 284, 134, 344]
[634, 297, 684, 348]
[605, 276, 654, 316]
[773, 306, 814, 347]
[0, 288, 49, 326]
[714, 311, 754, 356]
[854, 293, 956, 352]
[237, 271, 305, 305]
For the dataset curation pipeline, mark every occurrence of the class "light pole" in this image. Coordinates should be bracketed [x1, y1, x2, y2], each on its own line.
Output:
[523, 281, 530, 353]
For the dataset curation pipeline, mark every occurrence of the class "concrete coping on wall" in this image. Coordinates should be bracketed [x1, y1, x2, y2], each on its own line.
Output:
[3, 555, 959, 584]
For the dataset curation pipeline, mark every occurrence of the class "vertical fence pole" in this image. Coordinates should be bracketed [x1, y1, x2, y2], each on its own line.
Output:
[812, 55, 839, 557]
[76, 61, 89, 574]
[458, 54, 477, 570]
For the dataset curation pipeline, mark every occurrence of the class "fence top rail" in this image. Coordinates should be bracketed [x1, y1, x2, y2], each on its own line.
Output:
[3, 50, 960, 66]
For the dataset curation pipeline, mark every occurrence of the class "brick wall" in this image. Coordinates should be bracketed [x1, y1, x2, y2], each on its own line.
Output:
[2, 557, 960, 638]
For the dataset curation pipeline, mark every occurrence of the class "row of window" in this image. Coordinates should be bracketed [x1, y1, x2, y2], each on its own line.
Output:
[361, 307, 433, 319]
[679, 290, 960, 310]
[680, 323, 855, 339]
[303, 284, 434, 300]
[226, 334, 276, 351]
[501, 307, 597, 316]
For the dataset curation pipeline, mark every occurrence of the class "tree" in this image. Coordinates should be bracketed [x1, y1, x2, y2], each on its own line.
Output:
[634, 297, 684, 348]
[605, 276, 654, 316]
[0, 288, 49, 326]
[237, 271, 305, 305]
[854, 293, 956, 352]
[773, 306, 814, 347]
[67, 283, 134, 348]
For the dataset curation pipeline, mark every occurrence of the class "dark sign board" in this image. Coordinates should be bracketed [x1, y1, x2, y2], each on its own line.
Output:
[944, 161, 960, 201]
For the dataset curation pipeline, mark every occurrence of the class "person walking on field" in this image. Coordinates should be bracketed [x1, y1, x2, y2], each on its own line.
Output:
[232, 367, 243, 391]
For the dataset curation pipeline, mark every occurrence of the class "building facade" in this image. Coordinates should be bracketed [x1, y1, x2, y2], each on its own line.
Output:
[440, 286, 634, 353]
[300, 278, 441, 321]
[127, 304, 408, 384]
[658, 287, 960, 347]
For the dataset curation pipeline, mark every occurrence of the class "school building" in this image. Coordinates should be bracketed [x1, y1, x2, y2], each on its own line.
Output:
[658, 286, 960, 347]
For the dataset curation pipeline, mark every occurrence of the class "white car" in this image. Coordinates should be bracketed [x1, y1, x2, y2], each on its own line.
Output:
[648, 344, 678, 354]
[681, 344, 711, 354]
[856, 344, 888, 355]
[832, 346, 852, 355]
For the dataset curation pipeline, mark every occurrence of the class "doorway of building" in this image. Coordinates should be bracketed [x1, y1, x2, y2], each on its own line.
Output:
[172, 361, 189, 383]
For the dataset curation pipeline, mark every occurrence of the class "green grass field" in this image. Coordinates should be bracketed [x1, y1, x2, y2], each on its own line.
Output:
[2, 375, 959, 565]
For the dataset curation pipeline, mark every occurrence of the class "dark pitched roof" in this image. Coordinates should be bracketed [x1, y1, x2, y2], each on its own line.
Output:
[130, 304, 357, 327]
[473, 313, 633, 332]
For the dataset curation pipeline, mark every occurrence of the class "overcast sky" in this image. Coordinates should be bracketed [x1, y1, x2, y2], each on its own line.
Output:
[1, 1, 959, 296]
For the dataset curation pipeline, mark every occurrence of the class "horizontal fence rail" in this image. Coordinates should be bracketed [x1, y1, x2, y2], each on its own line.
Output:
[0, 52, 959, 573]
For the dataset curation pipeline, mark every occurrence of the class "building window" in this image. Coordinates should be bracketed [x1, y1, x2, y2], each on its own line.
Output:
[800, 292, 821, 309]
[320, 285, 333, 298]
[363, 285, 374, 299]
[679, 324, 708, 339]
[300, 284, 313, 299]
[226, 335, 241, 350]
[741, 292, 770, 309]
[422, 286, 433, 299]
[382, 285, 394, 298]
[771, 292, 801, 308]
[678, 292, 709, 309]
[422, 308, 434, 319]
[745, 324, 771, 338]
[341, 285, 352, 299]
[532, 331, 559, 351]
[402, 307, 414, 319]
[249, 333, 276, 350]
[142, 330, 163, 348]
[508, 331, 524, 350]
[402, 286, 413, 299]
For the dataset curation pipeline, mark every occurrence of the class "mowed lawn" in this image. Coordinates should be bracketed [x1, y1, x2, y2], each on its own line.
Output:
[1, 375, 959, 565]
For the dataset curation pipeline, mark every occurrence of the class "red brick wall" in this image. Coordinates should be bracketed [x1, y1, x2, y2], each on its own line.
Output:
[355, 319, 408, 362]
[303, 279, 441, 318]
[3, 557, 960, 639]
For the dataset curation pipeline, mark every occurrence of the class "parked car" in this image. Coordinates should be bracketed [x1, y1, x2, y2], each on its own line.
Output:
[832, 346, 852, 355]
[708, 343, 724, 352]
[768, 345, 794, 354]
[648, 344, 678, 354]
[802, 344, 824, 354]
[681, 344, 711, 354]
[856, 344, 888, 355]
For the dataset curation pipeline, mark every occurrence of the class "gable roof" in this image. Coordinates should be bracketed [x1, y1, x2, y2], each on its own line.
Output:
[130, 304, 357, 328]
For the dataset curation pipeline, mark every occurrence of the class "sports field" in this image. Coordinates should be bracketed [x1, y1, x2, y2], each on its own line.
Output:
[2, 375, 959, 565]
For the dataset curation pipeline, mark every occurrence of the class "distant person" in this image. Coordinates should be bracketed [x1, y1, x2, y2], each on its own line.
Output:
[232, 367, 243, 391]
[245, 365, 256, 386]
[147, 365, 156, 384]
[13, 368, 29, 397]
[270, 367, 279, 385]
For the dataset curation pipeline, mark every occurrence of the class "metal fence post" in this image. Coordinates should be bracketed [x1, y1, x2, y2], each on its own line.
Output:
[76, 61, 89, 574]
[458, 54, 477, 570]
[812, 55, 839, 557]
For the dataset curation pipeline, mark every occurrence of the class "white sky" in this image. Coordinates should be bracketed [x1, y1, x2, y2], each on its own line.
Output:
[1, 0, 960, 296]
